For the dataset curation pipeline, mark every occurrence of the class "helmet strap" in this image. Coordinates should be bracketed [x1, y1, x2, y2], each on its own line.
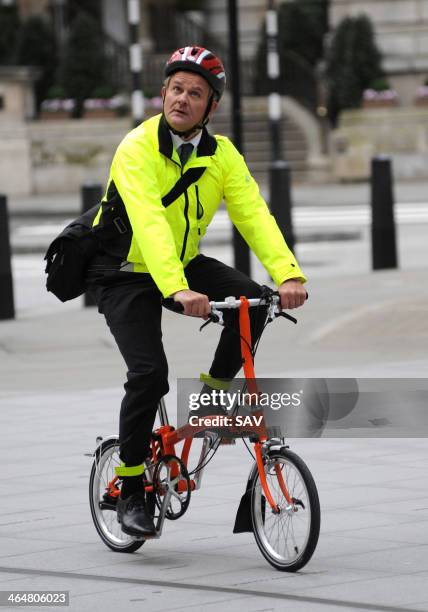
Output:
[162, 92, 214, 140]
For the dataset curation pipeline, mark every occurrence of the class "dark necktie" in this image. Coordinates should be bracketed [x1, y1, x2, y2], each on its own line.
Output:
[178, 143, 193, 166]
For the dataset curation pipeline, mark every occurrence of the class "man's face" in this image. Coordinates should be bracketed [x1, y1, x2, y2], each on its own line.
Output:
[162, 71, 218, 134]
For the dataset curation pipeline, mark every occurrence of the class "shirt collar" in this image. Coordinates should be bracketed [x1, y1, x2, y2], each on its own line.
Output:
[158, 115, 217, 159]
[170, 130, 202, 152]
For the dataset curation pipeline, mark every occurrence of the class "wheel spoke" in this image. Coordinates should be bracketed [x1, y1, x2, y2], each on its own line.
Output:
[251, 451, 319, 571]
[90, 441, 144, 552]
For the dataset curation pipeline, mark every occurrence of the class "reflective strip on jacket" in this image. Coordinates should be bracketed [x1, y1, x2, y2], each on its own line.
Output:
[93, 113, 306, 298]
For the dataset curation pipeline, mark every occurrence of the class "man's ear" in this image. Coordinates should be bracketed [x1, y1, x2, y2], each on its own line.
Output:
[161, 85, 166, 100]
[208, 99, 219, 119]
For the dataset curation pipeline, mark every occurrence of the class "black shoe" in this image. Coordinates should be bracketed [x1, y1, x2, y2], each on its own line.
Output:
[117, 492, 156, 537]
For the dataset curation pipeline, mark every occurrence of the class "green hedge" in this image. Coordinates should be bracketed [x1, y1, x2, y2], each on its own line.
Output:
[61, 13, 107, 118]
[325, 14, 383, 125]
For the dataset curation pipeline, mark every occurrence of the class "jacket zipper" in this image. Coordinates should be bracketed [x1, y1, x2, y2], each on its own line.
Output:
[195, 185, 204, 235]
[180, 189, 190, 260]
[179, 162, 190, 260]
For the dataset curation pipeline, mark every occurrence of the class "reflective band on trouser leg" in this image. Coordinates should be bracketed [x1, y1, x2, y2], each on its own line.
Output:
[114, 462, 145, 477]
[200, 372, 231, 391]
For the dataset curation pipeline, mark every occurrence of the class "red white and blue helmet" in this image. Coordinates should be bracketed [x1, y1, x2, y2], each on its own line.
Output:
[165, 46, 226, 101]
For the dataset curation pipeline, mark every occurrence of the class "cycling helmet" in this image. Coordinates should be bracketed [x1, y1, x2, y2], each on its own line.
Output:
[165, 46, 226, 101]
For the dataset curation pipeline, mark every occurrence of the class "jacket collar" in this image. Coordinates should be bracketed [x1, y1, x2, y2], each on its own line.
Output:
[158, 114, 217, 160]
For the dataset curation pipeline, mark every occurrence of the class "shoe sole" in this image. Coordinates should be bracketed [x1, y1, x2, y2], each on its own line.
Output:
[117, 505, 157, 538]
[120, 523, 157, 538]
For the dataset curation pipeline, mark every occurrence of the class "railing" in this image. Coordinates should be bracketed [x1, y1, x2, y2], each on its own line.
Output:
[248, 49, 319, 114]
[104, 36, 129, 92]
[148, 5, 227, 58]
[142, 8, 228, 97]
[141, 6, 319, 115]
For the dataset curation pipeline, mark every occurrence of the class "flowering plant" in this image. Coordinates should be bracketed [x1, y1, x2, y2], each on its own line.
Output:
[415, 85, 428, 100]
[363, 77, 398, 104]
[84, 94, 127, 110]
[40, 98, 75, 112]
[145, 96, 163, 110]
[40, 93, 163, 117]
[363, 88, 398, 102]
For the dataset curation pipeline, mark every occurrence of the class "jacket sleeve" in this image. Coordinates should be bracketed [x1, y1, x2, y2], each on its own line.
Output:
[222, 140, 306, 285]
[111, 130, 189, 297]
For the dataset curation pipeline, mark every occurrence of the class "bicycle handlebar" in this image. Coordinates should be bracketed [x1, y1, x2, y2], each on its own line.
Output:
[209, 295, 280, 309]
[163, 291, 307, 314]
[162, 290, 304, 327]
[162, 294, 279, 314]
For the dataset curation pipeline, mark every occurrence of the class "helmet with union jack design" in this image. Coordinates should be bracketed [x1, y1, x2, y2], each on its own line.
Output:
[165, 46, 226, 101]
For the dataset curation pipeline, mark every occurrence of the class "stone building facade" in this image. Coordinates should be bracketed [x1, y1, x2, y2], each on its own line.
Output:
[330, 0, 428, 105]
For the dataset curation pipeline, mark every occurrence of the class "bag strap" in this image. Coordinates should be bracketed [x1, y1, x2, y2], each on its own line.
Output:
[45, 166, 208, 266]
[161, 167, 206, 208]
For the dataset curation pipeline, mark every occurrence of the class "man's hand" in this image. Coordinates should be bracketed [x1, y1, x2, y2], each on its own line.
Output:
[172, 289, 211, 318]
[278, 279, 307, 310]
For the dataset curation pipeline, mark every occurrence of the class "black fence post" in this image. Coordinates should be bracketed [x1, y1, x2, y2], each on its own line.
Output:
[269, 161, 295, 253]
[371, 156, 398, 270]
[265, 2, 295, 256]
[228, 0, 250, 277]
[81, 183, 103, 307]
[0, 195, 15, 320]
[127, 0, 144, 128]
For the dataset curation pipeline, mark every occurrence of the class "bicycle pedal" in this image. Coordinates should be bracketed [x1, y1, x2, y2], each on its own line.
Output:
[141, 531, 160, 539]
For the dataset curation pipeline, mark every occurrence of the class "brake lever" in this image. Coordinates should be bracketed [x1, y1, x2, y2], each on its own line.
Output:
[199, 309, 223, 332]
[199, 319, 211, 332]
[275, 311, 298, 324]
[270, 288, 307, 324]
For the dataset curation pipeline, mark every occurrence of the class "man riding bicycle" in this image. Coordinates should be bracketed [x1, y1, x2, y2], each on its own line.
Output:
[87, 45, 307, 539]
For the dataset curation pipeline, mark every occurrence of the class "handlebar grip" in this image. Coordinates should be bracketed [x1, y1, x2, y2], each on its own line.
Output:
[273, 290, 308, 301]
[162, 298, 184, 313]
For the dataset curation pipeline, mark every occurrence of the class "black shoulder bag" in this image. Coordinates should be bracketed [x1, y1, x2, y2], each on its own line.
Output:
[44, 205, 103, 303]
[44, 167, 207, 303]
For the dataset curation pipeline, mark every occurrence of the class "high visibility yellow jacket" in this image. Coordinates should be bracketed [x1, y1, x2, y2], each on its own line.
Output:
[94, 113, 306, 298]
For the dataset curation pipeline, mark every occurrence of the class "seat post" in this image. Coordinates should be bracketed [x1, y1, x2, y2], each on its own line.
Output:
[158, 397, 169, 426]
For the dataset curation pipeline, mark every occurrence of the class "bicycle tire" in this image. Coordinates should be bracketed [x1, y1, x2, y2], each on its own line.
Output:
[89, 437, 145, 553]
[250, 448, 320, 571]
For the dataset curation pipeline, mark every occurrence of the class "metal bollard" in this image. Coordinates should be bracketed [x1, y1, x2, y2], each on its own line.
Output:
[371, 156, 398, 270]
[269, 161, 295, 253]
[0, 194, 15, 320]
[81, 183, 103, 307]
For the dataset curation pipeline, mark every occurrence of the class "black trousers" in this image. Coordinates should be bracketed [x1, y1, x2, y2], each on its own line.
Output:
[88, 254, 264, 466]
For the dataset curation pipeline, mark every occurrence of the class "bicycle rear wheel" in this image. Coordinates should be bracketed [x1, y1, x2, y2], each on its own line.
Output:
[89, 437, 145, 553]
[250, 449, 320, 571]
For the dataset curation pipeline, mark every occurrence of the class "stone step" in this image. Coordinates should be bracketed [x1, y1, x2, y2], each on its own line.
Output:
[210, 108, 309, 179]
[211, 131, 305, 148]
[211, 121, 303, 137]
[248, 159, 308, 172]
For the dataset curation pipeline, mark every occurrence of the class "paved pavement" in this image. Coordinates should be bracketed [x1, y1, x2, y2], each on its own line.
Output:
[1, 183, 428, 611]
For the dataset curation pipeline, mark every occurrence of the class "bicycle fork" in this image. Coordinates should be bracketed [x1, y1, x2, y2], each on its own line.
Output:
[254, 441, 293, 514]
[239, 298, 294, 515]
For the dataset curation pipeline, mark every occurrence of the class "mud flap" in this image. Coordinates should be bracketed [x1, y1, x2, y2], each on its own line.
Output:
[233, 486, 253, 533]
[233, 479, 267, 534]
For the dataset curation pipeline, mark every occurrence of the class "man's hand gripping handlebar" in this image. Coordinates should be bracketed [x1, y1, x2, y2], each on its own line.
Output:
[162, 285, 308, 328]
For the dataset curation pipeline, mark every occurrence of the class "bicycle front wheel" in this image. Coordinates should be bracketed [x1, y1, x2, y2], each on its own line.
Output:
[250, 449, 320, 571]
[89, 437, 145, 553]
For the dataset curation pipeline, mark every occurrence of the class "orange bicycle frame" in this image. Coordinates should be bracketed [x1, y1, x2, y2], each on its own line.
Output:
[145, 295, 292, 510]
